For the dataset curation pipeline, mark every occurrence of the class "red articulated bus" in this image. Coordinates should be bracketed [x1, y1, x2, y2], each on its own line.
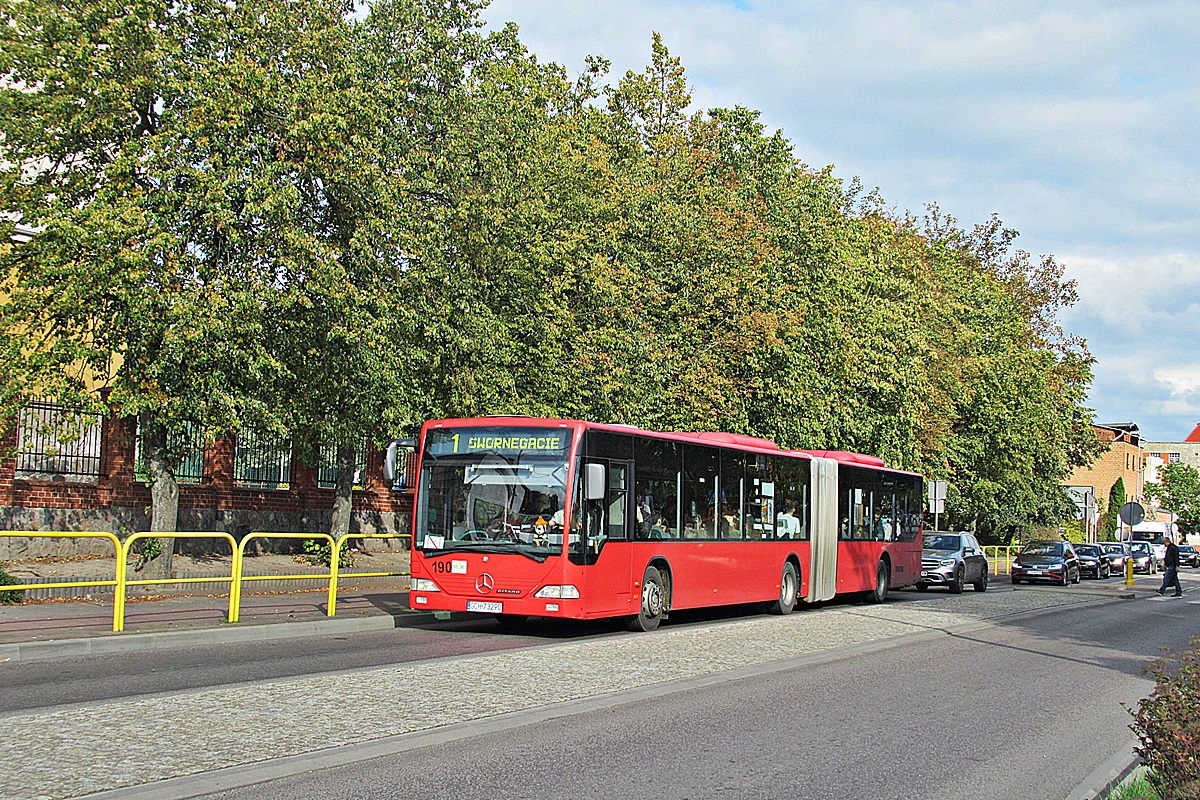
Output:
[407, 417, 925, 631]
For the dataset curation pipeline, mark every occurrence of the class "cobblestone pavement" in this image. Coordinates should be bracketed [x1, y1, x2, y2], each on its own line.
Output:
[0, 588, 1114, 800]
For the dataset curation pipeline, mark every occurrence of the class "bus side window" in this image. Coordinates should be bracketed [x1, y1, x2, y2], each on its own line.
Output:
[634, 438, 681, 540]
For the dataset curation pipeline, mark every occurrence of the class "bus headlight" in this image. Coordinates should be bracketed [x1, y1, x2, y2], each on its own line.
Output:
[535, 585, 580, 599]
[411, 578, 440, 592]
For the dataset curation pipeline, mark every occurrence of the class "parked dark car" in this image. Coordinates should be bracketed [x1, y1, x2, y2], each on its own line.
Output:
[1128, 541, 1157, 574]
[1100, 542, 1131, 575]
[1011, 540, 1080, 586]
[1178, 544, 1199, 569]
[1074, 543, 1111, 579]
[918, 532, 989, 593]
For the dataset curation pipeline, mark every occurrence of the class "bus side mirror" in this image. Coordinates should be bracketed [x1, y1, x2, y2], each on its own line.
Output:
[585, 463, 606, 501]
[382, 438, 417, 483]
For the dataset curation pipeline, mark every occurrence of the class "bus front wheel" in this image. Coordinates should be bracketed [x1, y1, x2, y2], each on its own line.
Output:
[769, 562, 799, 615]
[628, 566, 666, 632]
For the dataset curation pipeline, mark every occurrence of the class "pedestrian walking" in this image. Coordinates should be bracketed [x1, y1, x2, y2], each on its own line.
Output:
[1156, 534, 1184, 597]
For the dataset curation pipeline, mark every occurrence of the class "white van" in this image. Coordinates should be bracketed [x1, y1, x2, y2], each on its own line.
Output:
[1131, 521, 1172, 567]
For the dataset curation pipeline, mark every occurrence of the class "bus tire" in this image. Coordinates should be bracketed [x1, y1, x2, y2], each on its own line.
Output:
[769, 562, 799, 615]
[628, 566, 665, 632]
[866, 560, 890, 604]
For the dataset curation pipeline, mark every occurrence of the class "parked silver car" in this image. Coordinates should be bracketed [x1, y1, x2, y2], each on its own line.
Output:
[918, 532, 989, 593]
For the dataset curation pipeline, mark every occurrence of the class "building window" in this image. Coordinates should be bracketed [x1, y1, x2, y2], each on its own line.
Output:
[1170, 453, 1182, 463]
[15, 400, 102, 481]
[233, 430, 292, 489]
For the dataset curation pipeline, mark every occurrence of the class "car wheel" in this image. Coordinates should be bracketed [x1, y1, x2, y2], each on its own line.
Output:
[1059, 570, 1069, 587]
[949, 565, 964, 594]
[974, 566, 988, 592]
[1071, 567, 1080, 584]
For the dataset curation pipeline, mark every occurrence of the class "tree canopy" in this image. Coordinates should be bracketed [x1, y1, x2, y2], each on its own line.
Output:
[1146, 463, 1200, 537]
[1, 1, 1100, 546]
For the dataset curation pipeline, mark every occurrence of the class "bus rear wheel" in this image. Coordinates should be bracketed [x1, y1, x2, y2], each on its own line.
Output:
[628, 566, 665, 632]
[865, 561, 890, 604]
[769, 562, 799, 615]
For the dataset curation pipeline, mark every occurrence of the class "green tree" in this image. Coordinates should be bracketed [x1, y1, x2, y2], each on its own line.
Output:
[1146, 462, 1200, 537]
[1099, 477, 1128, 540]
[0, 0, 303, 575]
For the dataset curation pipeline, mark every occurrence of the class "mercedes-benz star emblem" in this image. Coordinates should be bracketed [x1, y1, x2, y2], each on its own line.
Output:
[475, 573, 495, 594]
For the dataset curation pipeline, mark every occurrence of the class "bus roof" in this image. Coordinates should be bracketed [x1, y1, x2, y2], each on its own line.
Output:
[423, 417, 913, 474]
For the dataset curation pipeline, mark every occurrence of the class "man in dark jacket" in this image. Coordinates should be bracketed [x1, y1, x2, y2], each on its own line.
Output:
[1157, 535, 1183, 597]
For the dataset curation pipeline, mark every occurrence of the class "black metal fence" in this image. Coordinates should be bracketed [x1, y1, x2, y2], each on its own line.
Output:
[134, 421, 207, 484]
[233, 429, 292, 489]
[317, 439, 368, 489]
[14, 400, 103, 479]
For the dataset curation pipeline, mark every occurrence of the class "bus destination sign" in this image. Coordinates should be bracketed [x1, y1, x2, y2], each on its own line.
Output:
[427, 427, 572, 457]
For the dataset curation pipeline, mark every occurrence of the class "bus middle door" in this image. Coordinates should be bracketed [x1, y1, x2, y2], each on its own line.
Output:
[580, 458, 633, 614]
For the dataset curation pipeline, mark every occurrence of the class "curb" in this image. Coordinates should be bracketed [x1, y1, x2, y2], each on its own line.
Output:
[1066, 740, 1141, 800]
[0, 611, 447, 663]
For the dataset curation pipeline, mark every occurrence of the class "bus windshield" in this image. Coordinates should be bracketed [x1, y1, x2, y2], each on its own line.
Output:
[415, 426, 573, 561]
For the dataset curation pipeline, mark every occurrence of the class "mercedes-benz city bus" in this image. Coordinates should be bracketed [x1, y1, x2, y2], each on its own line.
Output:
[407, 417, 925, 631]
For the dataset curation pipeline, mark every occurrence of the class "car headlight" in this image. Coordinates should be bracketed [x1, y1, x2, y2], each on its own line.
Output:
[940, 558, 956, 567]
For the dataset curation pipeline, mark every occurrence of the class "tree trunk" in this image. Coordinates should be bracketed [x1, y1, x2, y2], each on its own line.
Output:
[328, 441, 356, 552]
[139, 409, 178, 580]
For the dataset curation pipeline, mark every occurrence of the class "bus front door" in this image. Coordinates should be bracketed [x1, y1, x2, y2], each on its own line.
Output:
[580, 459, 632, 615]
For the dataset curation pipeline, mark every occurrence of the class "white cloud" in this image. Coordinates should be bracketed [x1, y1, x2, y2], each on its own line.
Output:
[1154, 367, 1200, 399]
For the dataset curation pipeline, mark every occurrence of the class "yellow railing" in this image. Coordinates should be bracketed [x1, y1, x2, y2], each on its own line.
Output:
[983, 546, 1020, 575]
[0, 530, 410, 632]
[119, 532, 239, 632]
[0, 531, 123, 630]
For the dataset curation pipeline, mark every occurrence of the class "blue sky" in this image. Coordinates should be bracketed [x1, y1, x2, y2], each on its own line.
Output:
[481, 0, 1200, 442]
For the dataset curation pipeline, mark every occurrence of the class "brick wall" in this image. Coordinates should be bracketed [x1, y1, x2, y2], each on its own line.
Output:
[1, 412, 415, 557]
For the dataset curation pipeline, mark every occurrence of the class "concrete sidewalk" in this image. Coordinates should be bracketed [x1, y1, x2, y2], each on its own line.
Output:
[0, 588, 436, 661]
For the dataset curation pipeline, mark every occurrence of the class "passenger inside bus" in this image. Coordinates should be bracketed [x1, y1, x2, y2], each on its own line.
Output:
[777, 506, 801, 539]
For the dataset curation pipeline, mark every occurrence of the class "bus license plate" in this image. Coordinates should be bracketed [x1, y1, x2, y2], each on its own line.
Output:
[467, 601, 503, 613]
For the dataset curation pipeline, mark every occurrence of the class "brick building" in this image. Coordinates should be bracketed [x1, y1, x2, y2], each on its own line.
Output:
[1063, 423, 1144, 537]
[1, 400, 415, 559]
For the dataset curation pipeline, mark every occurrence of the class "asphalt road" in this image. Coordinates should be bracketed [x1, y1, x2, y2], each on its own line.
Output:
[190, 592, 1195, 800]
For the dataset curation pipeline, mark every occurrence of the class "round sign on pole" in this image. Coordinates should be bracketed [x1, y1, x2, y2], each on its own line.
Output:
[1119, 502, 1145, 527]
